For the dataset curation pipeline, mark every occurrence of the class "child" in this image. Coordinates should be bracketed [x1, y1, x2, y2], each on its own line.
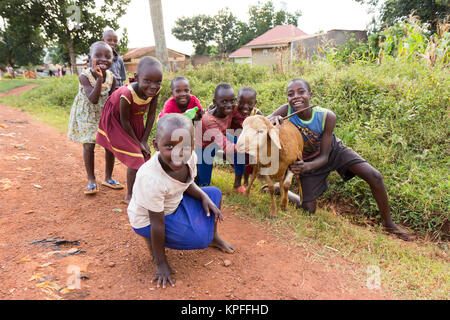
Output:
[67, 41, 121, 195]
[231, 86, 263, 187]
[157, 76, 203, 121]
[268, 78, 414, 241]
[96, 56, 162, 203]
[102, 29, 127, 87]
[195, 83, 246, 191]
[127, 113, 234, 288]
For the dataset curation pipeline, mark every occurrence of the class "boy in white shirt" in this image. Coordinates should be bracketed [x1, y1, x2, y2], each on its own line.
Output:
[128, 113, 234, 288]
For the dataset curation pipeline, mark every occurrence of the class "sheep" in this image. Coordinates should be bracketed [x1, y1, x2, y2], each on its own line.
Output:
[235, 115, 303, 218]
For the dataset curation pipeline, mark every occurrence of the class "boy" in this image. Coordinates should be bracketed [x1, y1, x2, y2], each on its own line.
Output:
[127, 113, 234, 288]
[267, 78, 414, 241]
[102, 29, 127, 87]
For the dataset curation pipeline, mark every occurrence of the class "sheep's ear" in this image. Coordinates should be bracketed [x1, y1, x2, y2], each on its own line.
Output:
[268, 127, 281, 149]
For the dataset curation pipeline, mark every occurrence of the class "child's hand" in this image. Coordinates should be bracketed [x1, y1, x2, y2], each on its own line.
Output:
[289, 160, 309, 174]
[92, 59, 103, 80]
[151, 261, 175, 288]
[269, 115, 284, 126]
[139, 142, 151, 158]
[201, 195, 223, 222]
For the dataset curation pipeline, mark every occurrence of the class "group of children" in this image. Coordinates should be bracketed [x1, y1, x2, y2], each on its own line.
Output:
[67, 30, 414, 288]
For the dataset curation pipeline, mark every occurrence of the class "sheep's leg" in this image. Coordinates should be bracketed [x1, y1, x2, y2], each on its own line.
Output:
[245, 164, 259, 197]
[263, 175, 278, 219]
[280, 170, 294, 210]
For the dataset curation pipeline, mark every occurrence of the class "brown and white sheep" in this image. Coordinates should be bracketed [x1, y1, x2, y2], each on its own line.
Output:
[235, 115, 303, 218]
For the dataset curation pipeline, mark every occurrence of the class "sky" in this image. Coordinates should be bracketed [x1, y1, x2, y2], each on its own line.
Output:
[117, 0, 377, 55]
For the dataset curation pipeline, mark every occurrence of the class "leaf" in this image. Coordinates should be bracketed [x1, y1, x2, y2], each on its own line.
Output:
[112, 208, 122, 212]
[33, 184, 42, 189]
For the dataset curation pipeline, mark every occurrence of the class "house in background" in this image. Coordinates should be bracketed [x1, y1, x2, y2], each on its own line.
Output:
[230, 24, 367, 67]
[122, 46, 190, 73]
[228, 47, 252, 64]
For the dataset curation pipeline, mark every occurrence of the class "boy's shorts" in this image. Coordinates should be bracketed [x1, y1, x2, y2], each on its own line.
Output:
[300, 135, 366, 203]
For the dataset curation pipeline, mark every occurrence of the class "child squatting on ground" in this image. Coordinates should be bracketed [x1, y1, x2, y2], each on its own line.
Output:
[67, 41, 122, 195]
[157, 76, 204, 121]
[127, 113, 235, 288]
[195, 83, 247, 191]
[96, 56, 162, 203]
[267, 78, 415, 241]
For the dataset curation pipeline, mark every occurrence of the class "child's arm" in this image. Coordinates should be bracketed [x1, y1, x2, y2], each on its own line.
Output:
[185, 183, 224, 221]
[290, 111, 337, 173]
[267, 104, 288, 125]
[148, 209, 174, 288]
[119, 97, 150, 158]
[141, 94, 159, 155]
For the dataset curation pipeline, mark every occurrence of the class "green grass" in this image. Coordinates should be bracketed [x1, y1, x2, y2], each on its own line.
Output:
[0, 79, 38, 93]
[213, 167, 449, 299]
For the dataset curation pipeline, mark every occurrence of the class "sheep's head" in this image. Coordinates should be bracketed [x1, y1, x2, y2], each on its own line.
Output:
[236, 115, 281, 160]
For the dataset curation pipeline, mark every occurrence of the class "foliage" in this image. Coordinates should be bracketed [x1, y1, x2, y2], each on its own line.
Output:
[0, 1, 46, 68]
[354, 0, 450, 32]
[172, 0, 302, 55]
[116, 27, 129, 56]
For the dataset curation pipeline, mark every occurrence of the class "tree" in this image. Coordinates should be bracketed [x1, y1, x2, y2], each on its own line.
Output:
[213, 9, 242, 56]
[354, 0, 450, 32]
[35, 0, 131, 74]
[117, 27, 129, 56]
[148, 0, 169, 71]
[172, 14, 217, 55]
[172, 0, 302, 55]
[0, 1, 46, 73]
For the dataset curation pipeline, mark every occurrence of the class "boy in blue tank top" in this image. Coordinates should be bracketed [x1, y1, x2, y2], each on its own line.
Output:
[267, 78, 414, 241]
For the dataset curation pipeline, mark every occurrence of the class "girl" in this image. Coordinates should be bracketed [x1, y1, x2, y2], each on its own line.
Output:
[128, 114, 234, 288]
[195, 83, 246, 191]
[67, 41, 120, 195]
[157, 76, 203, 121]
[96, 56, 162, 203]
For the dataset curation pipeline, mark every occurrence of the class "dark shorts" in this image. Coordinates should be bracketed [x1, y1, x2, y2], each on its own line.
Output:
[300, 135, 366, 202]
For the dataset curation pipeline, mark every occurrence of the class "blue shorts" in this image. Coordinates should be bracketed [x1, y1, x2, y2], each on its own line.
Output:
[132, 186, 221, 250]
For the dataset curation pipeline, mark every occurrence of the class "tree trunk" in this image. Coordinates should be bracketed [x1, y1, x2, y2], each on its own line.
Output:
[148, 0, 170, 71]
[67, 39, 78, 75]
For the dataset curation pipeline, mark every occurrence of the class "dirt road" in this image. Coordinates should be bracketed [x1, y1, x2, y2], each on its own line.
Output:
[0, 86, 390, 300]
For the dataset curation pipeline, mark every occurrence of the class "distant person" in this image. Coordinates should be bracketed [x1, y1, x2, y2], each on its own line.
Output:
[48, 69, 54, 77]
[102, 29, 127, 87]
[62, 68, 66, 76]
[157, 76, 203, 121]
[127, 113, 234, 288]
[96, 56, 162, 203]
[58, 68, 62, 77]
[268, 78, 415, 241]
[67, 41, 121, 195]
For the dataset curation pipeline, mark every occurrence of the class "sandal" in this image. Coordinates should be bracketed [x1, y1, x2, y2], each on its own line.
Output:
[102, 179, 124, 190]
[384, 226, 415, 241]
[84, 183, 99, 195]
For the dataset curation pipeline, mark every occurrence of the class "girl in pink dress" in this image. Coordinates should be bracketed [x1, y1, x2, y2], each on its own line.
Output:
[97, 56, 163, 202]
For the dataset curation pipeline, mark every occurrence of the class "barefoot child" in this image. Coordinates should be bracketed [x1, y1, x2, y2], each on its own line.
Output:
[67, 41, 121, 195]
[195, 83, 246, 190]
[157, 76, 203, 121]
[268, 78, 414, 241]
[96, 56, 162, 202]
[102, 29, 127, 87]
[231, 86, 263, 188]
[128, 113, 234, 288]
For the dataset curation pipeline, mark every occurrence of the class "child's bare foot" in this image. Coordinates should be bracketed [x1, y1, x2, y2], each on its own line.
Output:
[384, 224, 415, 241]
[210, 234, 235, 253]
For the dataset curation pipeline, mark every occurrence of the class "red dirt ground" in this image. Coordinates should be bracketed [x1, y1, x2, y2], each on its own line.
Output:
[0, 85, 391, 300]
